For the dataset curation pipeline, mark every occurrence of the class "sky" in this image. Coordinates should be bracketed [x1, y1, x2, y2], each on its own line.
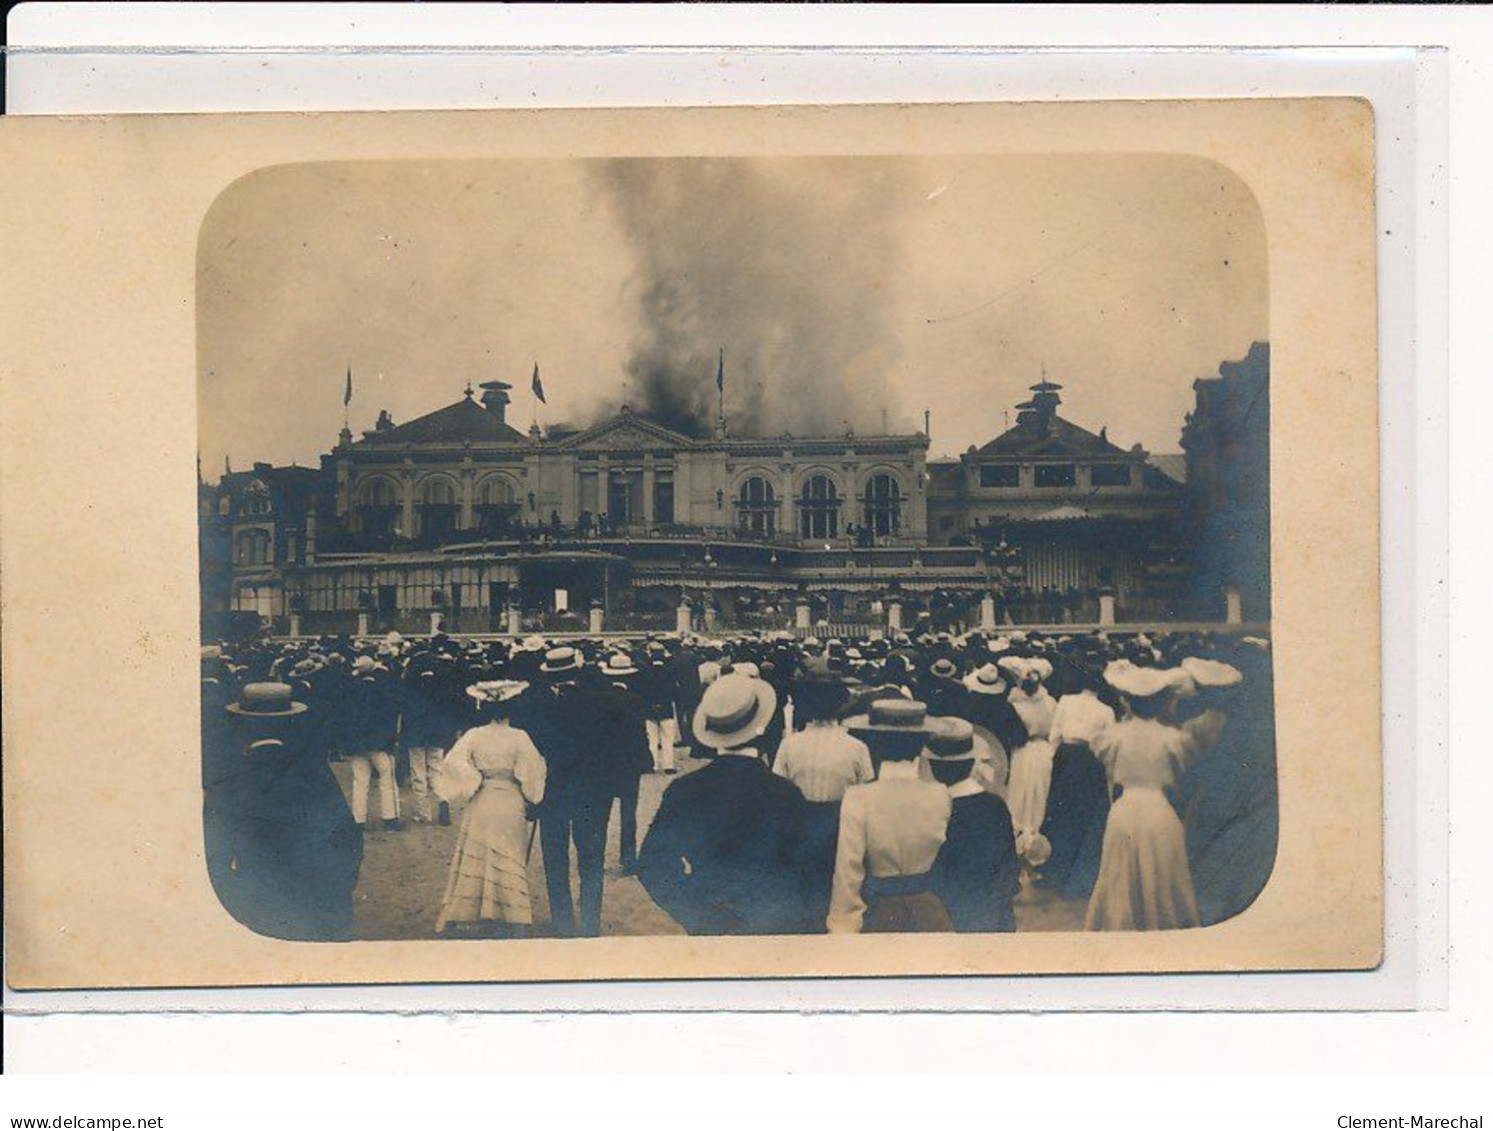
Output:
[197, 153, 1266, 473]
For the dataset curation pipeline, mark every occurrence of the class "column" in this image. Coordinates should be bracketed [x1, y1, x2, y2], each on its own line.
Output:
[1223, 584, 1243, 625]
[459, 469, 475, 530]
[979, 593, 996, 632]
[288, 613, 302, 638]
[676, 600, 692, 635]
[400, 472, 416, 538]
[887, 600, 902, 632]
[642, 459, 655, 531]
[506, 602, 523, 635]
[357, 611, 371, 636]
[795, 599, 811, 629]
[589, 602, 605, 634]
[1098, 590, 1116, 626]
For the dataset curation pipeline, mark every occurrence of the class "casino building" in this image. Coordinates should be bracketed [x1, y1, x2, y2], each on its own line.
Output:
[200, 345, 1268, 638]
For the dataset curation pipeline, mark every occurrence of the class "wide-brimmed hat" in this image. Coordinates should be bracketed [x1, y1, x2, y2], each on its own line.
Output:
[692, 673, 778, 750]
[600, 653, 638, 677]
[962, 663, 1008, 696]
[1181, 657, 1244, 689]
[923, 716, 992, 764]
[731, 660, 760, 679]
[540, 647, 584, 674]
[466, 680, 530, 705]
[1103, 660, 1192, 699]
[351, 656, 383, 676]
[225, 682, 308, 719]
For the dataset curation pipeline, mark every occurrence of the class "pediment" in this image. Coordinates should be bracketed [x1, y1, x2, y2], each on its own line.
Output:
[559, 412, 697, 452]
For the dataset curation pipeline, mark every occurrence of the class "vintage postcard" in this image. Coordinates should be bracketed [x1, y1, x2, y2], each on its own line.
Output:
[0, 99, 1380, 989]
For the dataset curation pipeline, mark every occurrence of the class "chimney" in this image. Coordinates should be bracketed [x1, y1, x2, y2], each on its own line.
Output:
[479, 381, 513, 423]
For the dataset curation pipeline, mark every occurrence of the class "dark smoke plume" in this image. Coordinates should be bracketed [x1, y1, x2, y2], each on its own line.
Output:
[598, 158, 911, 438]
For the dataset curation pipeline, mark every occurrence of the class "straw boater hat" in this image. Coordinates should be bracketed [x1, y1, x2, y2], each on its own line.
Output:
[923, 716, 993, 765]
[928, 657, 960, 682]
[692, 673, 778, 751]
[351, 655, 383, 676]
[844, 699, 933, 759]
[540, 647, 584, 675]
[962, 663, 1008, 696]
[465, 679, 530, 705]
[225, 682, 308, 719]
[600, 653, 638, 678]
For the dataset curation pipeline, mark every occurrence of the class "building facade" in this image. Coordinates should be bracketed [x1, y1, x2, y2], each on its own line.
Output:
[202, 350, 1268, 638]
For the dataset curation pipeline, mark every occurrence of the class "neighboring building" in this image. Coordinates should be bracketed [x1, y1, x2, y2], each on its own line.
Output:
[927, 379, 1188, 623]
[1181, 341, 1271, 622]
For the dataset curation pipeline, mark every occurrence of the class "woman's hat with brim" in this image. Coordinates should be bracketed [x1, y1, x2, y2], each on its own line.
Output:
[540, 647, 584, 674]
[845, 699, 932, 759]
[225, 682, 308, 719]
[1180, 657, 1244, 689]
[466, 680, 530, 705]
[962, 663, 1008, 696]
[923, 716, 992, 764]
[1103, 659, 1192, 699]
[692, 673, 778, 750]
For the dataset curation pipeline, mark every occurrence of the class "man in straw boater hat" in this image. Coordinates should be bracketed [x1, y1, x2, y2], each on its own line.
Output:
[511, 646, 613, 938]
[637, 672, 816, 935]
[923, 717, 1020, 933]
[828, 700, 954, 934]
[205, 682, 364, 941]
[589, 652, 655, 875]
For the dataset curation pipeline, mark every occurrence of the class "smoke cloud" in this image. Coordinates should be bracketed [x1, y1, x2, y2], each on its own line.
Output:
[597, 158, 912, 439]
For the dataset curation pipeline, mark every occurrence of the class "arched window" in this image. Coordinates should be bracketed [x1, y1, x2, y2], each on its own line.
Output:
[799, 474, 840, 540]
[240, 479, 272, 517]
[863, 473, 902, 537]
[234, 529, 271, 566]
[355, 476, 400, 538]
[417, 476, 459, 542]
[475, 476, 521, 537]
[736, 476, 777, 538]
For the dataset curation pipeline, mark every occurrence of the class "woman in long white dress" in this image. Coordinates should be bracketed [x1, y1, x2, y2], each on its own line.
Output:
[999, 656, 1059, 867]
[435, 681, 546, 937]
[1085, 661, 1200, 931]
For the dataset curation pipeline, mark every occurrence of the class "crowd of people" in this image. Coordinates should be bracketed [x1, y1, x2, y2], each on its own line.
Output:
[200, 624, 1276, 942]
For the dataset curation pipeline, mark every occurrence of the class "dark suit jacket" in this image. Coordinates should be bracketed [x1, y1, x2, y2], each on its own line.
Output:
[638, 756, 812, 935]
[933, 791, 1020, 933]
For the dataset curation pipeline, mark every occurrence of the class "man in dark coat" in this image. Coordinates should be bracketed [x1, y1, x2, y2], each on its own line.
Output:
[924, 718, 1020, 932]
[662, 637, 704, 751]
[637, 673, 813, 935]
[204, 682, 364, 941]
[590, 654, 656, 873]
[513, 647, 615, 938]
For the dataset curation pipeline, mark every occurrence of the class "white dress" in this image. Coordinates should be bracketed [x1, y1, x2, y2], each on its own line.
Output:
[1085, 718, 1199, 931]
[435, 722, 547, 932]
[1006, 687, 1058, 855]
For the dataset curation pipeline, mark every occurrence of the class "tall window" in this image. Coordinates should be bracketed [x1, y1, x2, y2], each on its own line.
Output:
[1034, 463, 1077, 488]
[863, 473, 902, 537]
[234, 529, 271, 566]
[417, 476, 459, 542]
[476, 476, 520, 537]
[737, 476, 777, 537]
[356, 476, 400, 538]
[654, 470, 675, 526]
[799, 475, 840, 540]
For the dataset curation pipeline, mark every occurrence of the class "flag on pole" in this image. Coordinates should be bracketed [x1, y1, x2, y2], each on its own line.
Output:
[716, 349, 724, 392]
[531, 363, 546, 404]
[343, 365, 353, 407]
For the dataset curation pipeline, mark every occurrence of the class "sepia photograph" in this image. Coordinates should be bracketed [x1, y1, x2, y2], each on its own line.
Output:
[2, 99, 1380, 989]
[197, 151, 1276, 945]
